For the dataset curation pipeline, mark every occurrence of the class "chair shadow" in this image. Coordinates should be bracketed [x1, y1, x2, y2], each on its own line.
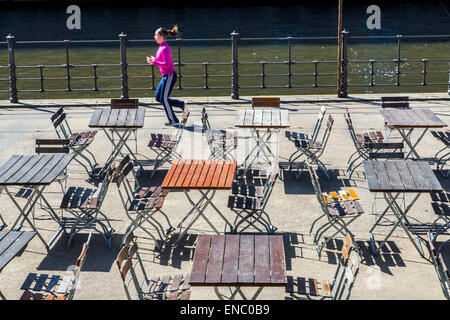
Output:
[37, 232, 118, 272]
[323, 238, 405, 275]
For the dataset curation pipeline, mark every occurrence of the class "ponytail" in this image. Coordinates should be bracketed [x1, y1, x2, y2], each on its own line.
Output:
[156, 25, 181, 38]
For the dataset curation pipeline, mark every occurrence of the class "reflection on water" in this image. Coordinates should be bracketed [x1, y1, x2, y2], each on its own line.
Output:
[0, 3, 449, 98]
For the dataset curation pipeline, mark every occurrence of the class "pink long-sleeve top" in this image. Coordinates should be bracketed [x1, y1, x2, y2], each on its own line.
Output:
[151, 41, 175, 76]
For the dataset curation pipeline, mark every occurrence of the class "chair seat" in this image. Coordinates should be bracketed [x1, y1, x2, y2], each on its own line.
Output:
[227, 195, 262, 211]
[128, 187, 169, 211]
[141, 274, 191, 300]
[148, 133, 178, 149]
[69, 131, 97, 147]
[326, 200, 364, 217]
[355, 131, 384, 149]
[211, 130, 238, 148]
[231, 181, 264, 197]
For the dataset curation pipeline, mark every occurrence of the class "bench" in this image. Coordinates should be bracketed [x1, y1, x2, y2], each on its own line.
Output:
[381, 96, 410, 109]
[251, 96, 280, 108]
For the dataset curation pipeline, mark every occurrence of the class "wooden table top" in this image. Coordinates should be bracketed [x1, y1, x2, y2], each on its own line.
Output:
[88, 108, 145, 128]
[0, 231, 36, 271]
[189, 234, 286, 286]
[235, 108, 290, 128]
[0, 154, 74, 186]
[362, 160, 443, 193]
[162, 159, 237, 190]
[380, 108, 447, 129]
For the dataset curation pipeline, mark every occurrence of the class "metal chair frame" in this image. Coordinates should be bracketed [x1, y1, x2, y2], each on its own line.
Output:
[201, 106, 238, 161]
[147, 111, 189, 179]
[115, 156, 173, 251]
[287, 114, 334, 180]
[51, 107, 98, 176]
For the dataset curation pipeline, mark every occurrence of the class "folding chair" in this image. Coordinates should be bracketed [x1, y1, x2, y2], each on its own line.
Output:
[286, 234, 360, 300]
[110, 98, 139, 154]
[116, 230, 191, 300]
[286, 114, 334, 180]
[430, 130, 450, 178]
[427, 231, 450, 299]
[19, 232, 92, 300]
[381, 96, 410, 140]
[344, 108, 385, 178]
[285, 105, 326, 148]
[50, 107, 98, 176]
[201, 106, 238, 161]
[147, 110, 189, 179]
[57, 162, 116, 249]
[307, 163, 364, 258]
[227, 158, 279, 233]
[115, 155, 173, 250]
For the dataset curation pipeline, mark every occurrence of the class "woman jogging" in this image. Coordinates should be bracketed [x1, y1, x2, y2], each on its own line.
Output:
[147, 25, 189, 127]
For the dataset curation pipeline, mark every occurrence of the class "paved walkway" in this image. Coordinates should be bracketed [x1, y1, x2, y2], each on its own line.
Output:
[0, 94, 448, 300]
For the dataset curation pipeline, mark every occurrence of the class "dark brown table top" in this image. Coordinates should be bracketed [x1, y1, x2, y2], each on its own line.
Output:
[162, 159, 237, 190]
[88, 108, 145, 128]
[189, 234, 287, 286]
[380, 108, 447, 129]
[362, 160, 443, 193]
[0, 154, 74, 186]
[0, 231, 36, 271]
[235, 108, 290, 128]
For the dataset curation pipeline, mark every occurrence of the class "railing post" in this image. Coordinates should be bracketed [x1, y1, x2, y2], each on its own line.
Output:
[231, 31, 239, 99]
[119, 32, 129, 99]
[7, 34, 18, 103]
[338, 30, 349, 98]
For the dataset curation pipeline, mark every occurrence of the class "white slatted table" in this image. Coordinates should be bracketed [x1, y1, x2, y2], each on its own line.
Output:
[235, 108, 289, 176]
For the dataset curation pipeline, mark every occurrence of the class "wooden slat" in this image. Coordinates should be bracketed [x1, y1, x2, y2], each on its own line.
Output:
[262, 109, 272, 127]
[384, 161, 405, 191]
[243, 109, 255, 127]
[253, 109, 263, 126]
[406, 161, 432, 191]
[195, 160, 212, 188]
[210, 160, 225, 187]
[5, 154, 46, 184]
[394, 161, 417, 191]
[235, 110, 246, 127]
[189, 160, 205, 187]
[415, 109, 447, 127]
[254, 235, 271, 283]
[97, 108, 112, 127]
[125, 109, 138, 127]
[134, 109, 146, 127]
[271, 109, 281, 127]
[0, 232, 36, 271]
[223, 161, 237, 189]
[269, 235, 286, 284]
[20, 273, 37, 290]
[0, 155, 33, 184]
[205, 235, 226, 283]
[362, 161, 381, 191]
[169, 274, 183, 292]
[280, 110, 290, 127]
[182, 160, 199, 188]
[106, 109, 120, 127]
[221, 235, 240, 284]
[417, 161, 443, 192]
[190, 235, 211, 284]
[161, 158, 181, 188]
[372, 161, 391, 191]
[39, 154, 74, 184]
[202, 161, 219, 188]
[175, 159, 192, 187]
[168, 159, 186, 187]
[32, 274, 48, 291]
[115, 109, 129, 127]
[88, 109, 103, 127]
[238, 234, 254, 283]
[217, 161, 231, 188]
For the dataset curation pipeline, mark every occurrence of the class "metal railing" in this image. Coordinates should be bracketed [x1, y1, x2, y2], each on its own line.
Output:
[2, 31, 450, 103]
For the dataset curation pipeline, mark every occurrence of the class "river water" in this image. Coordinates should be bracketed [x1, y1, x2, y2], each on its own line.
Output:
[0, 2, 449, 99]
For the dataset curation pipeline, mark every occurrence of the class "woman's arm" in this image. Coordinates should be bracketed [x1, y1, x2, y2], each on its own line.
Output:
[151, 47, 169, 67]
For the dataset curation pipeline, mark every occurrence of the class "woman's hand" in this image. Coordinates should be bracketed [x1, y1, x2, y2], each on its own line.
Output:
[146, 56, 155, 64]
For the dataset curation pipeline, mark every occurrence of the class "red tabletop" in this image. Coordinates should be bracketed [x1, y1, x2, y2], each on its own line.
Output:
[189, 234, 287, 286]
[161, 159, 237, 190]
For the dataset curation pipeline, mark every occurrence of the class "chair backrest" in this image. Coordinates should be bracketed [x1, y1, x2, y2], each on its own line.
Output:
[66, 232, 92, 300]
[366, 142, 404, 160]
[116, 230, 149, 300]
[251, 96, 280, 108]
[306, 163, 326, 208]
[51, 107, 73, 139]
[35, 139, 70, 154]
[316, 114, 334, 150]
[111, 98, 139, 109]
[311, 106, 327, 142]
[115, 155, 138, 210]
[381, 96, 410, 109]
[259, 157, 280, 210]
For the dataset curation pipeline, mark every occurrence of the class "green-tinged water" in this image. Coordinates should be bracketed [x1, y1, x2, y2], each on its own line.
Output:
[0, 3, 449, 99]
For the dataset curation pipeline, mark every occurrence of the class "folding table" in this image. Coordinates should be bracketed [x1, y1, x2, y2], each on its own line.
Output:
[0, 230, 36, 299]
[161, 159, 236, 246]
[235, 108, 289, 176]
[363, 160, 443, 258]
[189, 234, 286, 300]
[0, 154, 74, 250]
[89, 108, 145, 178]
[381, 108, 447, 159]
